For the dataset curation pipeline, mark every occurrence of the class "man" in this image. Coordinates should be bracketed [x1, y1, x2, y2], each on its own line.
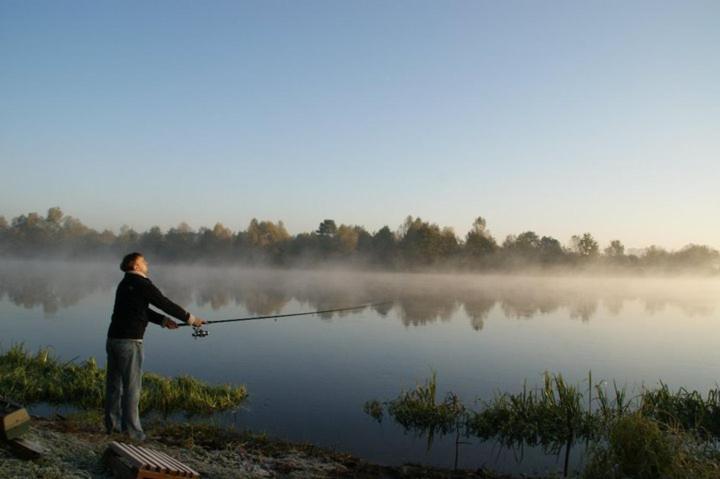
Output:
[105, 252, 205, 441]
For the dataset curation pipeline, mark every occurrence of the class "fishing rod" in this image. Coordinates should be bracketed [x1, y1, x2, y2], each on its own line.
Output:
[179, 302, 391, 338]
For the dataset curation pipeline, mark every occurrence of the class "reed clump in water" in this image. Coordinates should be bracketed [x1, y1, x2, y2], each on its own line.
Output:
[639, 383, 720, 438]
[387, 373, 465, 438]
[469, 373, 594, 452]
[367, 372, 720, 477]
[0, 345, 247, 416]
[583, 414, 720, 479]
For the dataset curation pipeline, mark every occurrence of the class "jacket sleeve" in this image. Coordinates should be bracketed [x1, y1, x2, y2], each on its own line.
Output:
[146, 308, 167, 326]
[139, 279, 190, 322]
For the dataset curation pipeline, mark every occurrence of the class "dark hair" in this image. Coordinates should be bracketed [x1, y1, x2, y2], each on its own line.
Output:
[120, 252, 144, 272]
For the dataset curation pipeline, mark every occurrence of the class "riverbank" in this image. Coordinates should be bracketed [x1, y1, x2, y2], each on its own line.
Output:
[0, 414, 525, 479]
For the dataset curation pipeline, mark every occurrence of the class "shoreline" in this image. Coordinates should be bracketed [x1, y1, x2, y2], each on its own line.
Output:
[0, 414, 528, 479]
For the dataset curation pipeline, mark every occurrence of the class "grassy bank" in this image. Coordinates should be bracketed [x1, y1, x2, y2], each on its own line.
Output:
[0, 345, 247, 416]
[0, 413, 521, 479]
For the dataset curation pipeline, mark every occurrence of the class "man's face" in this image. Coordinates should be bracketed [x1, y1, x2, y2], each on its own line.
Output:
[134, 256, 149, 275]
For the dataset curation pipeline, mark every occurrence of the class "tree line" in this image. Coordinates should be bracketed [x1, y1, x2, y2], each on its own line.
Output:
[0, 207, 718, 272]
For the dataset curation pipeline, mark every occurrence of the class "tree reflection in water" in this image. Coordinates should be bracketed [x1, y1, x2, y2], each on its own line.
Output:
[1, 261, 718, 327]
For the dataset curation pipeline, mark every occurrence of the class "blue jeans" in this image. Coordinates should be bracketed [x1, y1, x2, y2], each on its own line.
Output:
[104, 338, 145, 441]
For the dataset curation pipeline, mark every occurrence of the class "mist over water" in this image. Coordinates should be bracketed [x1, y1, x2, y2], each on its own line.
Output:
[2, 259, 720, 474]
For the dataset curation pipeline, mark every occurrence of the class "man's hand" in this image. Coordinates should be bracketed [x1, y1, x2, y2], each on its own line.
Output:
[162, 318, 179, 329]
[187, 314, 206, 327]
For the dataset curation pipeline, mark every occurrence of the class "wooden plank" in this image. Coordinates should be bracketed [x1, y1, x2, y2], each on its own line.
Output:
[110, 442, 146, 470]
[127, 444, 166, 472]
[106, 454, 138, 479]
[136, 470, 169, 479]
[144, 449, 185, 476]
[3, 408, 30, 430]
[6, 437, 45, 460]
[135, 444, 175, 473]
[107, 442, 199, 478]
[140, 449, 174, 472]
[154, 449, 198, 477]
[1, 407, 31, 441]
[152, 449, 194, 476]
[125, 444, 166, 472]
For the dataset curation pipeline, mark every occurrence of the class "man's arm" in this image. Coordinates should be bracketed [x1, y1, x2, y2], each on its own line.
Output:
[146, 307, 166, 325]
[139, 279, 204, 326]
[139, 280, 190, 321]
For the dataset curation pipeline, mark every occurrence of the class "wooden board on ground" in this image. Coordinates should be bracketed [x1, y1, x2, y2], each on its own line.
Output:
[104, 441, 200, 479]
[5, 437, 45, 460]
[0, 398, 31, 441]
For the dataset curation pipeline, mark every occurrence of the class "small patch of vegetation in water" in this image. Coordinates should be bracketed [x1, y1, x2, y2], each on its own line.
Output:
[385, 373, 465, 442]
[583, 414, 720, 479]
[366, 372, 720, 477]
[0, 345, 247, 416]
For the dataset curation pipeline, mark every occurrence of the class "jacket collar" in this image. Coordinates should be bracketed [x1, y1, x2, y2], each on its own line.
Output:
[126, 270, 148, 279]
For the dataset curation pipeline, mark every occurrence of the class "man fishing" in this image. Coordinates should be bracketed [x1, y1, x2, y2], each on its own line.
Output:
[105, 252, 205, 441]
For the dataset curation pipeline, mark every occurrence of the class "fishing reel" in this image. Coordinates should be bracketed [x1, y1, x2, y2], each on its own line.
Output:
[192, 325, 209, 338]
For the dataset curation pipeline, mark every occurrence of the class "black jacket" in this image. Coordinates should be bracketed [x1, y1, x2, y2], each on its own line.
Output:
[108, 272, 189, 339]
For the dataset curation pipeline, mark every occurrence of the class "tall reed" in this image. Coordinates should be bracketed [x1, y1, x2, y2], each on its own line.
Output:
[366, 372, 720, 477]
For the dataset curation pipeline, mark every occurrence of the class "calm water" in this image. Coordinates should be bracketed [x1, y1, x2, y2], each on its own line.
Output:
[2, 260, 720, 475]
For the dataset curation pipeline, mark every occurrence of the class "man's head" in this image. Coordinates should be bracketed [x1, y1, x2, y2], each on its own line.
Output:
[120, 252, 149, 275]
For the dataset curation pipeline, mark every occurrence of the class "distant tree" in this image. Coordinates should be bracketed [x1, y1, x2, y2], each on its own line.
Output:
[0, 215, 7, 254]
[336, 225, 360, 255]
[671, 244, 719, 270]
[46, 207, 63, 225]
[198, 222, 234, 261]
[604, 240, 625, 258]
[371, 226, 397, 265]
[140, 226, 165, 257]
[317, 219, 337, 237]
[399, 216, 459, 266]
[465, 216, 497, 260]
[503, 231, 542, 263]
[59, 215, 92, 255]
[571, 233, 599, 258]
[61, 216, 91, 240]
[471, 217, 487, 235]
[10, 212, 50, 254]
[116, 225, 140, 253]
[515, 231, 541, 251]
[165, 222, 197, 261]
[355, 226, 373, 256]
[97, 229, 117, 247]
[539, 236, 564, 263]
[246, 218, 290, 262]
[641, 245, 670, 269]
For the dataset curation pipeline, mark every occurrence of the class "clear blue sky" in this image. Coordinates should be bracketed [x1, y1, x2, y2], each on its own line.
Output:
[1, 0, 718, 250]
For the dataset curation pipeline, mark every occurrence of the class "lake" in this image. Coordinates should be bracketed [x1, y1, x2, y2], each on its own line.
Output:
[2, 259, 720, 475]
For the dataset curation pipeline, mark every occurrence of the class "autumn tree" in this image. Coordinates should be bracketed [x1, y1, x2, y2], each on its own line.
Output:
[465, 216, 498, 260]
[245, 218, 290, 262]
[399, 216, 459, 266]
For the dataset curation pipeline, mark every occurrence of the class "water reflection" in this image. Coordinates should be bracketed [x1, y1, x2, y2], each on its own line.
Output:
[1, 261, 718, 326]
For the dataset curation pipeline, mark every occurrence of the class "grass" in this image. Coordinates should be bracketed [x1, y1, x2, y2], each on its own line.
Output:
[639, 383, 720, 438]
[0, 344, 247, 416]
[582, 414, 720, 479]
[366, 372, 720, 477]
[364, 373, 465, 443]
